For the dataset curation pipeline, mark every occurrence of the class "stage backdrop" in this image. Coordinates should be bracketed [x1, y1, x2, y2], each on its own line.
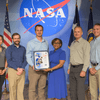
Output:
[0, 0, 100, 84]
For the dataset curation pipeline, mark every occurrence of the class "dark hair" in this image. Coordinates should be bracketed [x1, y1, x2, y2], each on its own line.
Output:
[0, 35, 4, 42]
[12, 33, 21, 39]
[94, 23, 100, 26]
[35, 24, 43, 31]
[74, 26, 83, 32]
[51, 38, 62, 48]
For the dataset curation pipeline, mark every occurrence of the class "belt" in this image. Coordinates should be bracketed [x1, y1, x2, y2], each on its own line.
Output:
[71, 64, 83, 67]
[91, 62, 98, 66]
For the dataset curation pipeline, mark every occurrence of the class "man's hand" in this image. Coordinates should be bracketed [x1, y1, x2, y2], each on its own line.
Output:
[89, 68, 97, 75]
[17, 68, 20, 71]
[32, 65, 39, 71]
[16, 68, 24, 75]
[80, 71, 86, 77]
[67, 69, 70, 74]
[32, 65, 34, 70]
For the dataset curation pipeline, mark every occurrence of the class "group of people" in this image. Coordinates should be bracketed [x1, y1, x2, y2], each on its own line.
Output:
[0, 23, 100, 100]
[67, 23, 100, 100]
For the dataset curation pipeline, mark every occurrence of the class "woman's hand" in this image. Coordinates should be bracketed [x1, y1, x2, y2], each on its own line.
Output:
[0, 70, 2, 75]
[43, 68, 51, 72]
[0, 69, 6, 75]
[67, 69, 70, 74]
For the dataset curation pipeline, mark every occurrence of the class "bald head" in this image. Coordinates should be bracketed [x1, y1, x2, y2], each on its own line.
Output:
[74, 26, 83, 33]
[74, 26, 83, 40]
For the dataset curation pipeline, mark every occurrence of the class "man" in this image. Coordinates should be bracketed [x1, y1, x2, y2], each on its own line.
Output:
[6, 33, 27, 100]
[89, 23, 100, 100]
[26, 24, 49, 100]
[67, 26, 90, 100]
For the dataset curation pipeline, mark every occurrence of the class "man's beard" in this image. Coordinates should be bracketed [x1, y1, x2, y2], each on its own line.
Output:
[14, 41, 20, 45]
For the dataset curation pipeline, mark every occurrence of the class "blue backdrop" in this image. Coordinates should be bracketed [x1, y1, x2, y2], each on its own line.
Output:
[0, 0, 100, 84]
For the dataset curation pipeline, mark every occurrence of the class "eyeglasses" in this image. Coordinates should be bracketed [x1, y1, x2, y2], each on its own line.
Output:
[53, 43, 61, 44]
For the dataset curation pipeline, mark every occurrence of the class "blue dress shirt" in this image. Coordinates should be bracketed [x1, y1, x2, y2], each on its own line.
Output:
[26, 37, 49, 67]
[6, 44, 27, 70]
[89, 36, 100, 70]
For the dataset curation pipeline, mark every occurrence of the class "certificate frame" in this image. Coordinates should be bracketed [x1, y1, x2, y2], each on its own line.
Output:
[33, 50, 50, 70]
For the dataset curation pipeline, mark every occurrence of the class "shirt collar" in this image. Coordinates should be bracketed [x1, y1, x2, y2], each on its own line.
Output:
[12, 44, 21, 48]
[74, 37, 83, 43]
[94, 36, 100, 41]
[34, 37, 45, 42]
[53, 48, 61, 53]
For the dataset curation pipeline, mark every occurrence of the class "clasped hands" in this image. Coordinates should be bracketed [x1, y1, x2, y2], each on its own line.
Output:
[89, 68, 97, 75]
[16, 68, 24, 75]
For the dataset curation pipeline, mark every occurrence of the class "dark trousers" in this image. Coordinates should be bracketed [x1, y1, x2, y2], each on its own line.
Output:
[0, 73, 5, 100]
[69, 64, 86, 100]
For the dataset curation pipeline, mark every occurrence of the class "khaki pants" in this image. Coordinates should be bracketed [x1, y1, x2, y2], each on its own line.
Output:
[28, 66, 47, 100]
[89, 65, 100, 100]
[8, 68, 25, 100]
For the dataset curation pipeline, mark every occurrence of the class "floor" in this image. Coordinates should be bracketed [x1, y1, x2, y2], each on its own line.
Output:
[1, 84, 91, 100]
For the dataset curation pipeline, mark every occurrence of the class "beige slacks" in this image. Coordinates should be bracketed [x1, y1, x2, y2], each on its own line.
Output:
[28, 66, 47, 100]
[8, 68, 25, 100]
[89, 65, 100, 100]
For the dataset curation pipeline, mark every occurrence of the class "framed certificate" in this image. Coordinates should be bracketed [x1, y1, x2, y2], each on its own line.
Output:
[34, 51, 50, 70]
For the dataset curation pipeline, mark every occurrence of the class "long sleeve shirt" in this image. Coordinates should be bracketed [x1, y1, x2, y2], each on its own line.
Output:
[6, 44, 27, 70]
[89, 36, 100, 70]
[26, 37, 49, 67]
[69, 37, 90, 72]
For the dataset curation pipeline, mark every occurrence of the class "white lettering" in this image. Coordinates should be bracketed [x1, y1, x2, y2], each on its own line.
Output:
[56, 8, 66, 18]
[24, 8, 33, 17]
[24, 8, 66, 18]
[35, 8, 45, 18]
[47, 8, 55, 18]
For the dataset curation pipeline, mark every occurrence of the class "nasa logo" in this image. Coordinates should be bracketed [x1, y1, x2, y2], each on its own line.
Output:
[18, 0, 70, 36]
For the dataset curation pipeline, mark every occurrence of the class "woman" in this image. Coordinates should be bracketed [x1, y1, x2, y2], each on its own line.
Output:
[44, 38, 67, 100]
[0, 35, 7, 99]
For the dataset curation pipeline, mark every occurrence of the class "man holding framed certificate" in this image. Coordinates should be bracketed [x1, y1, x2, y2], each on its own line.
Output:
[26, 24, 49, 100]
